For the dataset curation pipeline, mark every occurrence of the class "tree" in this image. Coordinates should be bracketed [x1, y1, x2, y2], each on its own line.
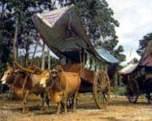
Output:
[0, 0, 13, 70]
[137, 33, 152, 55]
[0, 0, 56, 66]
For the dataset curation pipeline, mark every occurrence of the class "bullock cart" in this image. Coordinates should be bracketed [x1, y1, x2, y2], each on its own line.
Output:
[32, 5, 119, 108]
[120, 41, 152, 104]
[119, 63, 152, 104]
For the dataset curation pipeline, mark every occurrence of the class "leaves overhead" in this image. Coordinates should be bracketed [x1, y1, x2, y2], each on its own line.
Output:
[0, 0, 56, 66]
[137, 33, 152, 55]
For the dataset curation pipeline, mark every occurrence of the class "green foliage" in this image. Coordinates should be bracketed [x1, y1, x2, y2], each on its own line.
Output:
[137, 32, 152, 55]
[0, 0, 14, 67]
[111, 86, 126, 96]
[0, 0, 56, 66]
[0, 31, 11, 72]
[101, 36, 125, 62]
[59, 0, 119, 39]
[113, 46, 126, 62]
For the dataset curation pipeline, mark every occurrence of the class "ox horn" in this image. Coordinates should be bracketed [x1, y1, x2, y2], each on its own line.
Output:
[14, 61, 34, 73]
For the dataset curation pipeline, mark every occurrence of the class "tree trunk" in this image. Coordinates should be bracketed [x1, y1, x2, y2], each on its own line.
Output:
[41, 43, 45, 70]
[25, 45, 29, 66]
[13, 18, 18, 62]
[31, 42, 38, 64]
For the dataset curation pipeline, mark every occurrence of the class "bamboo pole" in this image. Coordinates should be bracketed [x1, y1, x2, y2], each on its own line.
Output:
[41, 43, 45, 70]
[48, 48, 51, 70]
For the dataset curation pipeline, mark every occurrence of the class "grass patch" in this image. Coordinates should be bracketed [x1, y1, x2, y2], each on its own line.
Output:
[111, 86, 126, 96]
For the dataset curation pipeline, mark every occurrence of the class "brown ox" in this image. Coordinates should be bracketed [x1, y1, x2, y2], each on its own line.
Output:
[42, 66, 81, 114]
[1, 64, 50, 112]
[60, 64, 111, 107]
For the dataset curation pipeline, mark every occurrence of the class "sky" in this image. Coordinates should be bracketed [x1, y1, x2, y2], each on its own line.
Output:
[107, 0, 152, 62]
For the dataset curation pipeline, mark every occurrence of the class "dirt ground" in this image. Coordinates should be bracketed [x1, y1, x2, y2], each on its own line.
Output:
[0, 94, 151, 121]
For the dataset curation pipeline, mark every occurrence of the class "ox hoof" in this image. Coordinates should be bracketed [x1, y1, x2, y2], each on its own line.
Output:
[72, 110, 76, 113]
[40, 107, 45, 111]
[22, 108, 29, 113]
[56, 111, 61, 115]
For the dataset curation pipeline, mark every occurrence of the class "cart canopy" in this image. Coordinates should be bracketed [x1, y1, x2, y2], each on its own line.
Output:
[119, 63, 138, 75]
[139, 41, 152, 67]
[32, 5, 119, 64]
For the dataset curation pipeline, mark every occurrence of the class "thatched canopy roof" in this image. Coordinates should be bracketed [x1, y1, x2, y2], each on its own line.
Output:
[119, 63, 138, 75]
[32, 6, 91, 51]
[32, 5, 119, 64]
[119, 40, 152, 75]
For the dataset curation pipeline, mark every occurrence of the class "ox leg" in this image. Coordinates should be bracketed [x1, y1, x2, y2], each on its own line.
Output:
[63, 93, 68, 113]
[57, 103, 61, 114]
[40, 93, 45, 110]
[45, 94, 50, 110]
[43, 92, 50, 112]
[40, 92, 49, 111]
[73, 91, 78, 112]
[22, 90, 29, 113]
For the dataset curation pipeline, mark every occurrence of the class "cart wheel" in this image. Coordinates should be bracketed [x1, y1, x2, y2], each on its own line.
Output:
[146, 93, 152, 104]
[93, 71, 110, 109]
[126, 79, 139, 103]
[127, 95, 138, 103]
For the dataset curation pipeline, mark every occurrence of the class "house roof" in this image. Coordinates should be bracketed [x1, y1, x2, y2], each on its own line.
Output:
[32, 5, 119, 64]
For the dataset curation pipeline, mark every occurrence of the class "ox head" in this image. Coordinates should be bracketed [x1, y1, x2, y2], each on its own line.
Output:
[51, 65, 63, 79]
[1, 65, 14, 84]
[39, 70, 51, 88]
[51, 68, 58, 79]
[40, 68, 60, 88]
[39, 65, 63, 88]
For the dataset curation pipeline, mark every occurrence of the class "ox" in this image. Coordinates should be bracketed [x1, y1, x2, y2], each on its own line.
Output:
[41, 66, 81, 114]
[1, 63, 50, 112]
